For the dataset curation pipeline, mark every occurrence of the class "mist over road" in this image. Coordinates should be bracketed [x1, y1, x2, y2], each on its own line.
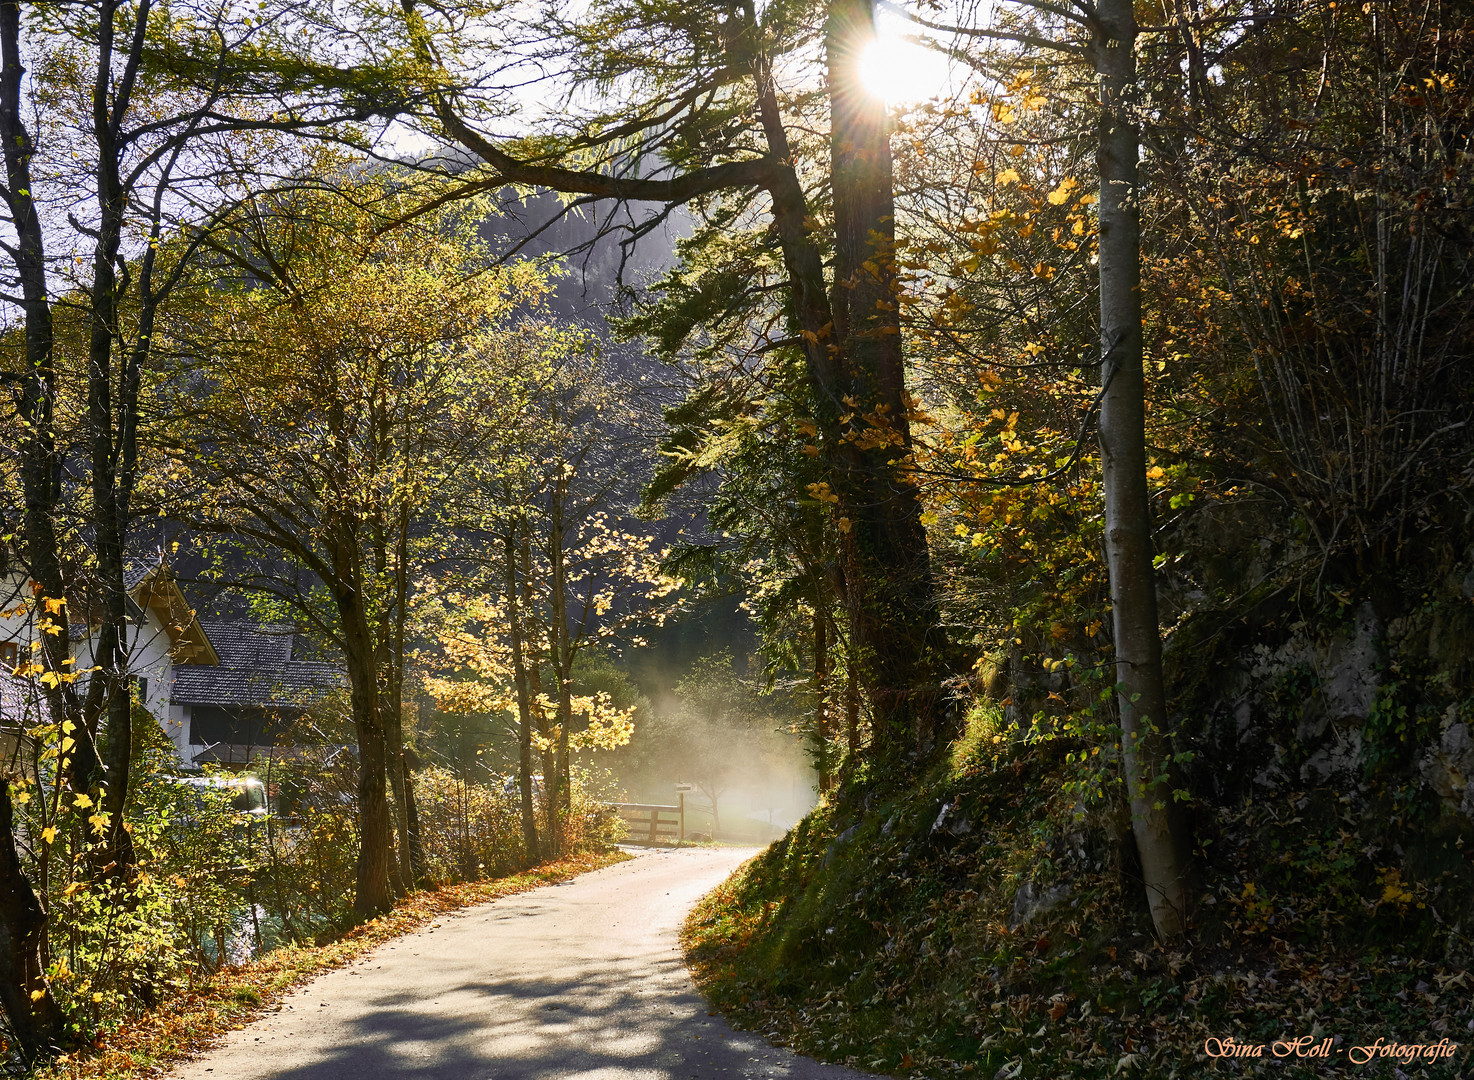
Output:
[172, 847, 879, 1080]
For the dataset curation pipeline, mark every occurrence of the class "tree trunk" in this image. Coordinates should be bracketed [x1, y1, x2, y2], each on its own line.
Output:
[0, 784, 61, 1061]
[330, 538, 394, 918]
[845, 654, 860, 757]
[89, 0, 155, 880]
[381, 696, 409, 896]
[1092, 0, 1192, 940]
[825, 0, 944, 760]
[812, 612, 830, 792]
[548, 470, 573, 854]
[401, 745, 423, 883]
[390, 506, 424, 883]
[0, 0, 105, 798]
[504, 520, 541, 865]
[521, 534, 559, 854]
[0, 8, 89, 1054]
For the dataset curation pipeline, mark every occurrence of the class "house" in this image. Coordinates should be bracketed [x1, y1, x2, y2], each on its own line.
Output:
[0, 555, 344, 769]
[171, 620, 342, 766]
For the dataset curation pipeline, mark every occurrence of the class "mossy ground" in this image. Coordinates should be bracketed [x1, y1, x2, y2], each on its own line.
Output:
[682, 734, 1473, 1080]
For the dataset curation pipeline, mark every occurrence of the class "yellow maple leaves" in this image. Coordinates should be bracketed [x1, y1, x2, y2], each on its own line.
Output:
[1046, 178, 1078, 205]
[805, 481, 840, 505]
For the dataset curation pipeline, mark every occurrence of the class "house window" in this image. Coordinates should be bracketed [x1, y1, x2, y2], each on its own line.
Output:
[132, 676, 149, 705]
[0, 642, 17, 670]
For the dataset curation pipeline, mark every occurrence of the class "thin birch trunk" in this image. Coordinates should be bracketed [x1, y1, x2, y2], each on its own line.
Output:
[1093, 0, 1192, 940]
[504, 517, 541, 865]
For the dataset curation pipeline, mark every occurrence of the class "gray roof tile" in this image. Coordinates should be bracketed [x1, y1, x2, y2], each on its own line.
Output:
[172, 621, 343, 708]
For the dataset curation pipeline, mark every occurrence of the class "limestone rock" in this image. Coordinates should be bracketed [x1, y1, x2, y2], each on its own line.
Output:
[1008, 879, 1070, 930]
[1420, 722, 1474, 816]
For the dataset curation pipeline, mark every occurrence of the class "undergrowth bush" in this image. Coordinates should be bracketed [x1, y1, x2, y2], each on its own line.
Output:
[10, 710, 618, 1047]
[17, 713, 255, 1044]
[414, 765, 524, 883]
[253, 749, 361, 943]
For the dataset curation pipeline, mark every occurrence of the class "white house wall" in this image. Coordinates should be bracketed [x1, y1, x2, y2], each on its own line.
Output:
[0, 572, 186, 763]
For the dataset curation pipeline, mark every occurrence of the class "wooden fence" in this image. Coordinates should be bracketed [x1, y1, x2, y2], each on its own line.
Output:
[613, 801, 684, 844]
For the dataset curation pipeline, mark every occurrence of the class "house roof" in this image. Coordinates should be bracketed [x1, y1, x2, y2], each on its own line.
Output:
[0, 673, 39, 727]
[171, 621, 343, 709]
[123, 558, 156, 593]
[126, 556, 219, 666]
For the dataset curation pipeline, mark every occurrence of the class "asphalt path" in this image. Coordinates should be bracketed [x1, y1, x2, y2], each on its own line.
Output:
[172, 846, 880, 1080]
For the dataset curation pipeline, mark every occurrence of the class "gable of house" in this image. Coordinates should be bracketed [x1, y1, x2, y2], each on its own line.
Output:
[0, 556, 347, 770]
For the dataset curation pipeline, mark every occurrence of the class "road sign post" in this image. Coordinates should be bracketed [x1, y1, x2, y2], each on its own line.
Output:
[674, 783, 693, 841]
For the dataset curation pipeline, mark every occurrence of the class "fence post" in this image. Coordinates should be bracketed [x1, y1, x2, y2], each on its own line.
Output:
[679, 792, 684, 842]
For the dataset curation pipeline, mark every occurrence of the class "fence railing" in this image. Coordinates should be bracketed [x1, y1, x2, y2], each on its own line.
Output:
[613, 801, 684, 844]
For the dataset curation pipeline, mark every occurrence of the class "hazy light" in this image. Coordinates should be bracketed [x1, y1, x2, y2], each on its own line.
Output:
[857, 25, 946, 105]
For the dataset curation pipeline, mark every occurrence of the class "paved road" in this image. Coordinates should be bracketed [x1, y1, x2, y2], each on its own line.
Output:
[173, 846, 879, 1080]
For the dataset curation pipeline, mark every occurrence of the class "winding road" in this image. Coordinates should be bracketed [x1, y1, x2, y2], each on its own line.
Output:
[172, 846, 879, 1080]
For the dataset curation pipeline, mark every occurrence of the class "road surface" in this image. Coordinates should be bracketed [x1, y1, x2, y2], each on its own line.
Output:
[172, 846, 880, 1080]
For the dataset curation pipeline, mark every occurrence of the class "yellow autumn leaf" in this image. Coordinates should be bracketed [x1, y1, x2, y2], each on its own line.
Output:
[995, 168, 1021, 186]
[29, 990, 44, 1002]
[836, 517, 852, 533]
[40, 827, 56, 845]
[1146, 466, 1166, 479]
[1046, 178, 1078, 205]
[72, 793, 93, 809]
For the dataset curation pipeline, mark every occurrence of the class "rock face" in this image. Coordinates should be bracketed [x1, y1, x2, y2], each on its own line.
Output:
[1008, 879, 1070, 930]
[1318, 603, 1387, 726]
[1173, 580, 1474, 826]
[931, 801, 973, 838]
[1421, 723, 1474, 816]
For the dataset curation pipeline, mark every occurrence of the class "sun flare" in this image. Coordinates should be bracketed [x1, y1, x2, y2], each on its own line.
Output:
[857, 31, 945, 106]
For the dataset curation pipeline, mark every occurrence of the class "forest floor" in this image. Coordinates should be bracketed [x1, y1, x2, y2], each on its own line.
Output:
[36, 850, 630, 1080]
[683, 734, 1474, 1080]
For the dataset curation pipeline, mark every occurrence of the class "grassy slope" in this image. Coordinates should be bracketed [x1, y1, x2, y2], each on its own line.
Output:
[683, 732, 1473, 1080]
